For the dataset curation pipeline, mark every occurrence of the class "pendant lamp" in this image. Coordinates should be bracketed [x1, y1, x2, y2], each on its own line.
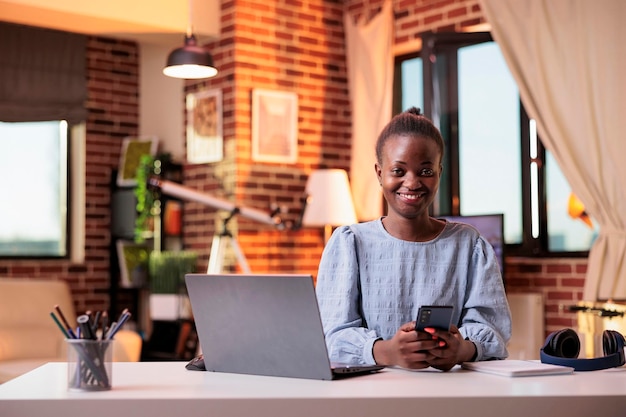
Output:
[163, 1, 218, 79]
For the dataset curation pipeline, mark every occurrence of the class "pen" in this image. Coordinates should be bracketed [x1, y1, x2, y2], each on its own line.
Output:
[54, 305, 77, 339]
[77, 314, 96, 340]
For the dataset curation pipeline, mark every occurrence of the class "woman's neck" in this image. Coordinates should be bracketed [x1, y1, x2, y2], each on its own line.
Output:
[381, 215, 445, 242]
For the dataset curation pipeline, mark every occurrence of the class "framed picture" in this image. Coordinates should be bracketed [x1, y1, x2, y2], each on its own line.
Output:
[116, 239, 152, 288]
[251, 89, 298, 163]
[117, 136, 158, 187]
[186, 89, 223, 164]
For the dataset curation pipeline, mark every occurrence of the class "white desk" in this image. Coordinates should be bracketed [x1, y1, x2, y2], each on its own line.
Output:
[1, 362, 625, 417]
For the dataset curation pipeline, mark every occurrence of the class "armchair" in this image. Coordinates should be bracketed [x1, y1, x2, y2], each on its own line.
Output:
[0, 278, 142, 384]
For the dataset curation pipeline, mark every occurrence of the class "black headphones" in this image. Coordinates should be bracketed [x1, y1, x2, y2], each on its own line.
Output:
[540, 328, 626, 371]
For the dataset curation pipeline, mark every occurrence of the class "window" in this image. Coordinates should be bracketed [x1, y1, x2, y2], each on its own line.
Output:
[395, 31, 598, 255]
[0, 121, 69, 257]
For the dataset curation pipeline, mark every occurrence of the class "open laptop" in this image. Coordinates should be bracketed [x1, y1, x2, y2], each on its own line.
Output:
[184, 273, 385, 380]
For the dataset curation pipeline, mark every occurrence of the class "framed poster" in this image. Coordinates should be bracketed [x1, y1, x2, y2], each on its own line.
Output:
[251, 89, 298, 163]
[117, 136, 158, 187]
[186, 88, 223, 163]
[116, 239, 151, 288]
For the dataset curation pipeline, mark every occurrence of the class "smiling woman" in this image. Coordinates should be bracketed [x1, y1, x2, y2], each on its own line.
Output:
[316, 108, 511, 372]
[0, 121, 68, 257]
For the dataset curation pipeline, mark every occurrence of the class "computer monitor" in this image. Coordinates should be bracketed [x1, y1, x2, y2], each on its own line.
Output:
[438, 214, 505, 281]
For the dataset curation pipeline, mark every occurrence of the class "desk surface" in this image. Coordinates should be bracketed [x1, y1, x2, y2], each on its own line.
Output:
[1, 362, 625, 417]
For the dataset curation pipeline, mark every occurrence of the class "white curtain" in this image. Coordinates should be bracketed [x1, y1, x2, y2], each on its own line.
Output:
[344, 1, 393, 221]
[479, 0, 626, 300]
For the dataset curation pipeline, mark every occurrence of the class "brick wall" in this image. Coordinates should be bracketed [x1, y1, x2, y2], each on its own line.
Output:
[0, 0, 584, 336]
[180, 0, 351, 278]
[83, 36, 140, 314]
[506, 257, 586, 333]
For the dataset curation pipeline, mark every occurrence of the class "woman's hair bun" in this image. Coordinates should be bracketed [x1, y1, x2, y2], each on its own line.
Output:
[406, 107, 422, 116]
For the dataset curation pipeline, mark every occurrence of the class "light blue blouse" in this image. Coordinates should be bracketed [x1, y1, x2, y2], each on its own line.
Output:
[315, 218, 512, 365]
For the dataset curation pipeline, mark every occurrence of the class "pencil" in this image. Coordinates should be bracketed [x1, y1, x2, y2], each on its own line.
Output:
[50, 311, 70, 338]
[92, 311, 101, 336]
[107, 310, 132, 340]
[54, 305, 77, 339]
[99, 311, 109, 340]
[104, 322, 117, 340]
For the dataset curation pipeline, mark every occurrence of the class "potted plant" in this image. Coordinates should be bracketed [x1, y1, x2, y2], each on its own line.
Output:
[148, 251, 198, 295]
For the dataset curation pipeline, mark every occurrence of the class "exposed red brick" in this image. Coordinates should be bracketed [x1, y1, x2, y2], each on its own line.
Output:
[546, 291, 575, 301]
[547, 264, 573, 274]
[561, 278, 586, 288]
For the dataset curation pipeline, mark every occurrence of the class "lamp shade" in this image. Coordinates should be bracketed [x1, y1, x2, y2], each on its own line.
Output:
[163, 34, 218, 80]
[302, 169, 357, 227]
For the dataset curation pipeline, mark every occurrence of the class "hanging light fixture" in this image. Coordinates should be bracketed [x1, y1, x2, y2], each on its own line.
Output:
[163, 0, 218, 79]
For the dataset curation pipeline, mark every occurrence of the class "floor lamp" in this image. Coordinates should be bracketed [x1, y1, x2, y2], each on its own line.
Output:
[302, 169, 357, 244]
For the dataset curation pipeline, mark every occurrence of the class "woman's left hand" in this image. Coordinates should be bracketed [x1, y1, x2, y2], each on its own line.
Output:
[422, 325, 476, 371]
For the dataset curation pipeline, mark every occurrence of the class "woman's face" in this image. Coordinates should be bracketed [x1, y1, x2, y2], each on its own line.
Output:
[375, 134, 442, 221]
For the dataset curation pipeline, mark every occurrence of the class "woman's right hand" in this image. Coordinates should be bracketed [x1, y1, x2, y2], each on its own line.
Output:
[372, 321, 440, 368]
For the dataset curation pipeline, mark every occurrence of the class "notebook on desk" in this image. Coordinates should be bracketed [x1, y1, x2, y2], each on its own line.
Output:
[462, 360, 575, 377]
[184, 273, 385, 380]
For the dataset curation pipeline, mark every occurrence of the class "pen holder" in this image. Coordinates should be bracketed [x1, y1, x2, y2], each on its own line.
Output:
[66, 339, 113, 391]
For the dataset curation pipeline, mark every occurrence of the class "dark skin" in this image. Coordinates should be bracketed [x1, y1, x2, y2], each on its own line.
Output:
[371, 133, 476, 371]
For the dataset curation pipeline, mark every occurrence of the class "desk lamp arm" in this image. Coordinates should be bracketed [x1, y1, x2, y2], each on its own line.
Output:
[147, 177, 286, 229]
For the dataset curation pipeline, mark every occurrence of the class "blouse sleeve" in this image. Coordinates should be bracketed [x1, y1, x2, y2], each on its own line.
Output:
[315, 226, 381, 365]
[459, 235, 512, 361]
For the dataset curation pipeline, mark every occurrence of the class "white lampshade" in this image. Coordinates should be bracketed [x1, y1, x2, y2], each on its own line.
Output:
[303, 169, 357, 242]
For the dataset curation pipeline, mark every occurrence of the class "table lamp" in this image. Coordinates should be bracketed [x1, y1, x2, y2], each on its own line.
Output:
[302, 169, 357, 243]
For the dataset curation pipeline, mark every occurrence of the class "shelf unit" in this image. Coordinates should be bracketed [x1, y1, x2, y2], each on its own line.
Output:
[108, 160, 183, 337]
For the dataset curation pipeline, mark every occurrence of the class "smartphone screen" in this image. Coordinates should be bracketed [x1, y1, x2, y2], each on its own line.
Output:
[415, 305, 454, 332]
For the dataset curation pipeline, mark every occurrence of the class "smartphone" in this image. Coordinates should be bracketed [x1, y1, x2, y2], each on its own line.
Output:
[415, 305, 454, 332]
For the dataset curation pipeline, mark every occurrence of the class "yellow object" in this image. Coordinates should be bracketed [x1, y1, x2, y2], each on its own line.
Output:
[567, 193, 593, 228]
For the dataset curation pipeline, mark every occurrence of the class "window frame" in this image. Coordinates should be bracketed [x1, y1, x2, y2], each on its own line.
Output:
[394, 30, 589, 257]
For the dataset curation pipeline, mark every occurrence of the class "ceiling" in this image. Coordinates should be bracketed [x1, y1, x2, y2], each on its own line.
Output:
[0, 0, 220, 46]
